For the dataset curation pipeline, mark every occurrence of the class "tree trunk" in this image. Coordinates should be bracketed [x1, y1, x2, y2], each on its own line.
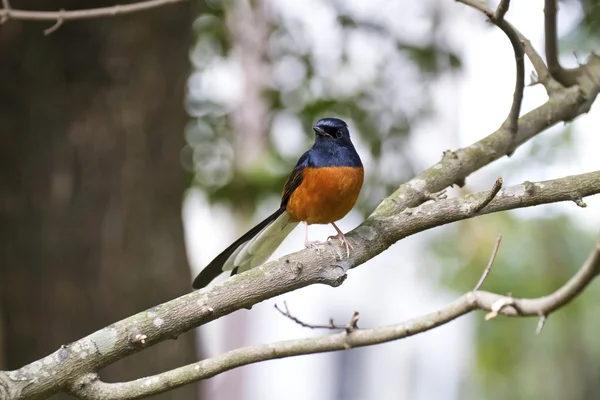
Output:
[0, 2, 198, 398]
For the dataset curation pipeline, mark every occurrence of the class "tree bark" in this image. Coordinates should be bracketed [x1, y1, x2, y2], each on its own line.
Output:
[0, 1, 198, 399]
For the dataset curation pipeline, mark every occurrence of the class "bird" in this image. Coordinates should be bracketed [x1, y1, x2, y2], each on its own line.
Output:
[192, 117, 364, 289]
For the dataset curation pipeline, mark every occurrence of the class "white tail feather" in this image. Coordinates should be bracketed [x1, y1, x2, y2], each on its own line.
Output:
[222, 213, 299, 273]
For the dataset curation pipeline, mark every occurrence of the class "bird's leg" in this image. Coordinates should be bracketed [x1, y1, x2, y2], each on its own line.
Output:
[304, 221, 322, 249]
[327, 222, 353, 257]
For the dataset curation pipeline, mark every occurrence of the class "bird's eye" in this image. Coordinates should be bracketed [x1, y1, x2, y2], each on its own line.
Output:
[335, 130, 343, 139]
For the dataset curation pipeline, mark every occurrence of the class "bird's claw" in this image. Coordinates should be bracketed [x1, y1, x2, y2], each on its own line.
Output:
[327, 233, 352, 258]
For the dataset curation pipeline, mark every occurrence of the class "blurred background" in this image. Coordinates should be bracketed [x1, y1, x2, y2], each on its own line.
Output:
[1, 0, 599, 399]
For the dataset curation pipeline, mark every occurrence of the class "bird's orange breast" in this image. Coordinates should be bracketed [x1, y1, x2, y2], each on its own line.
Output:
[286, 166, 364, 225]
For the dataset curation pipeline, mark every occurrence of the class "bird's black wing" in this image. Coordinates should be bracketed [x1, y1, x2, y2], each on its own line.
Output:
[192, 207, 286, 289]
[281, 151, 310, 207]
[192, 151, 311, 289]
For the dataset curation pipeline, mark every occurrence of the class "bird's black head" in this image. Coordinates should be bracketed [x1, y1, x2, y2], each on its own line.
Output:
[310, 117, 361, 167]
[312, 118, 350, 142]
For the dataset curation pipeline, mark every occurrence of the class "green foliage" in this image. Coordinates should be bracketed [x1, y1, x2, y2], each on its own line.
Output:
[559, 0, 600, 52]
[398, 43, 462, 75]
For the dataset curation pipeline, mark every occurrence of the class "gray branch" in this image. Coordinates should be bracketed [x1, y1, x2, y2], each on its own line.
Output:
[68, 235, 600, 399]
[0, 1, 188, 35]
[0, 0, 188, 22]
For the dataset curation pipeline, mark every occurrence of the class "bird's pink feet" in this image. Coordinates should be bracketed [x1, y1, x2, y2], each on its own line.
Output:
[327, 226, 353, 257]
[304, 221, 322, 250]
[304, 221, 353, 256]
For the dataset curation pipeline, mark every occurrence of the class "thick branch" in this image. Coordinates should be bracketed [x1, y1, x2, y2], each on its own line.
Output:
[68, 235, 600, 399]
[2, 170, 599, 399]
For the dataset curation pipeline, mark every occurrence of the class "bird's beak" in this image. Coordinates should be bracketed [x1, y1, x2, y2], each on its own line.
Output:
[313, 126, 328, 137]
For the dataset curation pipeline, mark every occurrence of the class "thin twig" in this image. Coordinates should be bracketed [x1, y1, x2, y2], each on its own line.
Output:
[535, 313, 547, 334]
[474, 234, 503, 291]
[43, 9, 64, 35]
[275, 301, 359, 333]
[0, 0, 187, 28]
[473, 177, 503, 213]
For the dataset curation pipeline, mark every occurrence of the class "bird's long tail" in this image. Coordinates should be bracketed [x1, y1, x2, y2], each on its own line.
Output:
[192, 207, 298, 289]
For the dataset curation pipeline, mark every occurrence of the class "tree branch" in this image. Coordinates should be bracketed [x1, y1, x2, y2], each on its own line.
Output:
[543, 0, 578, 86]
[0, 0, 188, 34]
[2, 170, 599, 399]
[457, 0, 524, 154]
[66, 235, 600, 400]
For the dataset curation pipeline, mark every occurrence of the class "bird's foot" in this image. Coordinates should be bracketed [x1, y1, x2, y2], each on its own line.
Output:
[327, 232, 353, 257]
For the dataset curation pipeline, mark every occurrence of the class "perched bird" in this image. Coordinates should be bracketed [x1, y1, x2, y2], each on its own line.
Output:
[192, 117, 364, 289]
